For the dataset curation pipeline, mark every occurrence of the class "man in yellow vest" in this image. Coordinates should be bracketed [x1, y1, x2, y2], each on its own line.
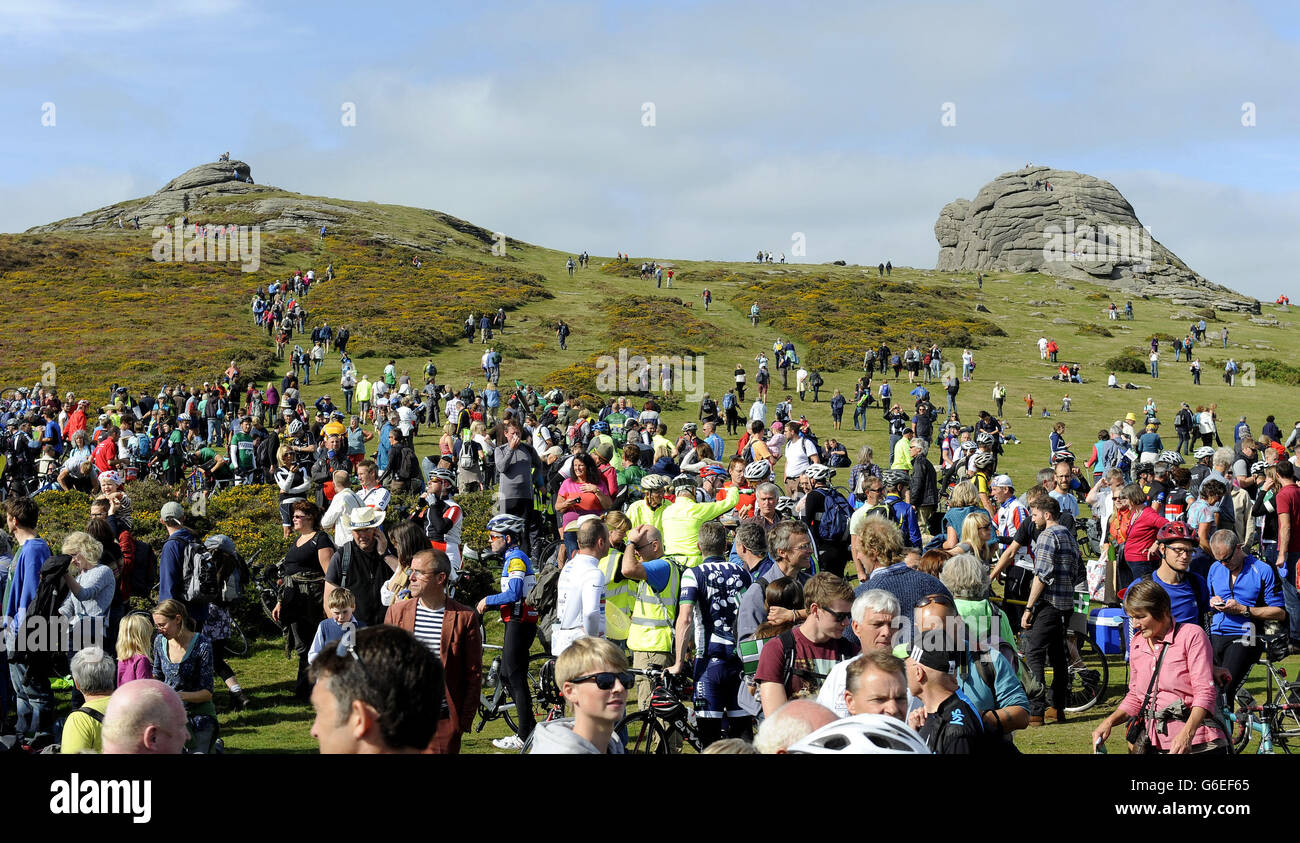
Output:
[661, 474, 738, 568]
[620, 523, 684, 751]
[627, 474, 669, 532]
[598, 512, 636, 651]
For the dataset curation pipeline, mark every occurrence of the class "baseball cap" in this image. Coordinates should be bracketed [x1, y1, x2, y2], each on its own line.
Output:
[991, 474, 1014, 488]
[909, 642, 957, 674]
[160, 501, 185, 524]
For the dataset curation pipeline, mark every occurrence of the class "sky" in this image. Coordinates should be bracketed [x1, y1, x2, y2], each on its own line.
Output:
[1, 0, 1297, 299]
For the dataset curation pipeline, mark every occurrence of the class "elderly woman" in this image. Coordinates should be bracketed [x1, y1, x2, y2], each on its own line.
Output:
[152, 599, 218, 753]
[60, 646, 116, 754]
[941, 553, 1015, 656]
[58, 429, 94, 492]
[58, 532, 113, 669]
[1092, 579, 1228, 754]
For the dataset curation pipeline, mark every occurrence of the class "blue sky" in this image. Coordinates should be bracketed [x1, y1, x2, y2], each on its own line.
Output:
[1, 0, 1297, 298]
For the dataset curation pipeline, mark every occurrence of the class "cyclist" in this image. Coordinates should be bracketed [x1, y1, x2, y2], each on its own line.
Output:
[476, 513, 539, 751]
[800, 464, 851, 574]
[881, 470, 922, 549]
[669, 520, 753, 746]
[969, 448, 997, 520]
[1207, 528, 1286, 709]
[660, 474, 738, 568]
[228, 415, 259, 484]
[627, 474, 669, 532]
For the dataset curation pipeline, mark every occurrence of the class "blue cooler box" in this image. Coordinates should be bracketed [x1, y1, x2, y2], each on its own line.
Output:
[1089, 608, 1129, 655]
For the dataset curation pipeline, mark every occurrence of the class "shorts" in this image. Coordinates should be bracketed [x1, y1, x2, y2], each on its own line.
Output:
[693, 657, 745, 719]
[279, 499, 303, 528]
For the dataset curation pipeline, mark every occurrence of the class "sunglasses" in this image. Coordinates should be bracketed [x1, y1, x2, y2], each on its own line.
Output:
[915, 594, 955, 609]
[822, 607, 853, 623]
[569, 671, 633, 691]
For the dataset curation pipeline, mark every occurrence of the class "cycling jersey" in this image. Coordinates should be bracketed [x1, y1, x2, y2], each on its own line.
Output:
[718, 483, 756, 520]
[661, 486, 739, 567]
[626, 498, 666, 532]
[996, 497, 1032, 570]
[423, 495, 463, 578]
[483, 547, 538, 623]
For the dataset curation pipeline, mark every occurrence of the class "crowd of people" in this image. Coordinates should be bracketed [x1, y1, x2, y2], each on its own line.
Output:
[1, 260, 1295, 758]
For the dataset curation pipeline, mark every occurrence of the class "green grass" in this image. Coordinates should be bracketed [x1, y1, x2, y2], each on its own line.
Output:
[13, 185, 1296, 753]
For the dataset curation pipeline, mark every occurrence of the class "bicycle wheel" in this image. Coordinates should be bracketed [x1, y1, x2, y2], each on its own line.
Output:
[1273, 679, 1300, 745]
[618, 709, 671, 755]
[1050, 630, 1108, 713]
[225, 621, 249, 657]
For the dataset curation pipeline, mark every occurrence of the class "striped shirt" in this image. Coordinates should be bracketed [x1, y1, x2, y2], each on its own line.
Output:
[413, 604, 445, 658]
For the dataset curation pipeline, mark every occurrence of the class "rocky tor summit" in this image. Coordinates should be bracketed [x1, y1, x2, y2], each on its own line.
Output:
[935, 166, 1259, 313]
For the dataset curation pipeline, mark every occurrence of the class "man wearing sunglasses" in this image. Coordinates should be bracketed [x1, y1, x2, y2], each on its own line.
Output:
[384, 548, 482, 754]
[754, 572, 859, 716]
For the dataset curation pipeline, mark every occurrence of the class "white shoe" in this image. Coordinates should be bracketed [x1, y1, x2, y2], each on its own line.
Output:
[492, 734, 525, 751]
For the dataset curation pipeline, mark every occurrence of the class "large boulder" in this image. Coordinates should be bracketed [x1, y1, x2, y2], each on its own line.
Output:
[934, 167, 1260, 314]
[27, 160, 269, 233]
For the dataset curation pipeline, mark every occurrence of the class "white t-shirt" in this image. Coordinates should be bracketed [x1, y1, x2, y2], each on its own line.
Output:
[784, 436, 818, 480]
[552, 553, 606, 657]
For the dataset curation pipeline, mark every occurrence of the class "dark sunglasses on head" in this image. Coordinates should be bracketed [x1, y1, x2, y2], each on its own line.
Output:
[570, 671, 633, 691]
[915, 593, 955, 609]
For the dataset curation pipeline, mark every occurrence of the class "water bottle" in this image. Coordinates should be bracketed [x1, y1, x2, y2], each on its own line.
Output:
[1094, 737, 1107, 754]
[484, 658, 500, 689]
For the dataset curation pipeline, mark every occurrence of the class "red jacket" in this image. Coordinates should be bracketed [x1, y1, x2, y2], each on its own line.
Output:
[1123, 505, 1170, 563]
[384, 597, 482, 734]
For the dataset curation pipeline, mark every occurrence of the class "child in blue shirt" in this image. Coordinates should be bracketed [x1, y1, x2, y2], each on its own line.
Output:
[308, 587, 365, 663]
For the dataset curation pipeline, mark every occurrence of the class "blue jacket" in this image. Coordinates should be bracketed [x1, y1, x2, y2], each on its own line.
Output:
[4, 538, 51, 630]
[158, 528, 195, 604]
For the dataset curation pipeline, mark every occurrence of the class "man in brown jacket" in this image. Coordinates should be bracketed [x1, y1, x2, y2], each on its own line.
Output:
[385, 548, 483, 753]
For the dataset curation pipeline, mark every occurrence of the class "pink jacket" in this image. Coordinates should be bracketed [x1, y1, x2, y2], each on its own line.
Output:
[1119, 622, 1223, 750]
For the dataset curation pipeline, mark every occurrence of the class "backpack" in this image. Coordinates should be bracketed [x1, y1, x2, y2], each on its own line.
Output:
[526, 561, 562, 650]
[179, 537, 221, 603]
[815, 487, 852, 543]
[133, 433, 151, 460]
[10, 550, 71, 669]
[458, 439, 478, 471]
[204, 535, 247, 605]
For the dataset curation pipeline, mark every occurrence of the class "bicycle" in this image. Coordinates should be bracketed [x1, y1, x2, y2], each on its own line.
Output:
[616, 667, 704, 754]
[476, 647, 563, 738]
[1003, 592, 1109, 712]
[1218, 643, 1300, 753]
[221, 548, 265, 657]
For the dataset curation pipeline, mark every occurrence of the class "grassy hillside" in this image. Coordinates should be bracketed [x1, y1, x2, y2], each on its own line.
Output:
[11, 184, 1300, 754]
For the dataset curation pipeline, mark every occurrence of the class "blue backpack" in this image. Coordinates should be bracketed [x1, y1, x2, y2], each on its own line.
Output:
[816, 488, 852, 544]
[134, 433, 151, 460]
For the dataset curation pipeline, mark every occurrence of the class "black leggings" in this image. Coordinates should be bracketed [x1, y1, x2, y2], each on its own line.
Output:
[1212, 633, 1262, 708]
[211, 640, 236, 682]
[502, 622, 538, 740]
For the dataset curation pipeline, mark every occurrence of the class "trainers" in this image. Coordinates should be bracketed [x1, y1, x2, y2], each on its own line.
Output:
[492, 734, 525, 751]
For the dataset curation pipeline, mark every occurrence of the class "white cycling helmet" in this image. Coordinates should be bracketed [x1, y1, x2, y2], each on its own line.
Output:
[640, 474, 669, 491]
[804, 464, 835, 483]
[972, 451, 996, 470]
[486, 514, 526, 536]
[786, 713, 931, 755]
[1193, 446, 1215, 461]
[743, 460, 773, 482]
[776, 496, 798, 515]
[1157, 450, 1185, 466]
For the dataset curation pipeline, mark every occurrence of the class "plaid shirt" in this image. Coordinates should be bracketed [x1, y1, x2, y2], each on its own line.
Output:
[1032, 523, 1081, 612]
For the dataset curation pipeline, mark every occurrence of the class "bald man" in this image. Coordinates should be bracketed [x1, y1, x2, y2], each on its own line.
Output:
[102, 680, 189, 754]
[753, 699, 838, 754]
